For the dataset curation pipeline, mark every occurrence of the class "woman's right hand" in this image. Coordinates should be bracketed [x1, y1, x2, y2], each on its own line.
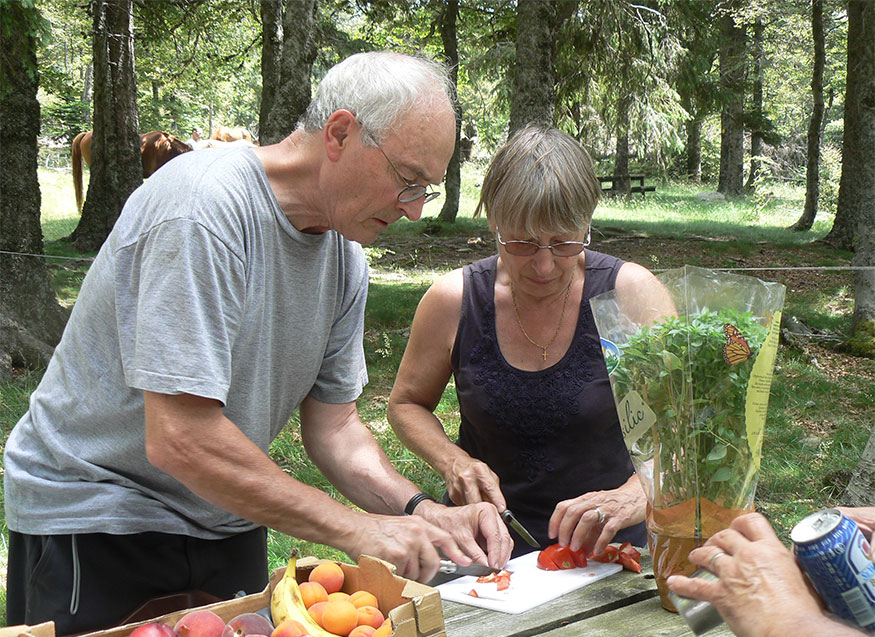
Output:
[445, 455, 506, 511]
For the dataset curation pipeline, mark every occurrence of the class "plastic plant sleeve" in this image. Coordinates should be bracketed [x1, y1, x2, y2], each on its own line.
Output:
[590, 265, 785, 610]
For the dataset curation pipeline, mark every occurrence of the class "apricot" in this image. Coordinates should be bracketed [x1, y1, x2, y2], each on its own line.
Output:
[129, 622, 176, 637]
[269, 619, 308, 637]
[372, 618, 393, 637]
[327, 591, 350, 603]
[355, 606, 384, 630]
[308, 561, 345, 594]
[299, 581, 329, 609]
[174, 610, 226, 637]
[348, 590, 379, 610]
[321, 600, 357, 636]
[308, 601, 329, 626]
[348, 627, 376, 637]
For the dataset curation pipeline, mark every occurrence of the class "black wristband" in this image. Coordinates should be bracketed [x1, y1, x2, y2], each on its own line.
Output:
[404, 492, 437, 515]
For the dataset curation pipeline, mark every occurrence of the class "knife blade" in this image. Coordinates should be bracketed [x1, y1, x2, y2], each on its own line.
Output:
[439, 560, 503, 577]
[501, 509, 541, 548]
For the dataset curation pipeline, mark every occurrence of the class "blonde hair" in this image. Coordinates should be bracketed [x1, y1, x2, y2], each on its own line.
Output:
[475, 126, 600, 237]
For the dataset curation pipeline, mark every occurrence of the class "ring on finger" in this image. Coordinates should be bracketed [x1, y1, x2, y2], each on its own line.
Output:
[594, 507, 606, 524]
[708, 550, 727, 570]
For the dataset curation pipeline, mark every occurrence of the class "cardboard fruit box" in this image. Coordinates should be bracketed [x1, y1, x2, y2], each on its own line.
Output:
[7, 555, 446, 637]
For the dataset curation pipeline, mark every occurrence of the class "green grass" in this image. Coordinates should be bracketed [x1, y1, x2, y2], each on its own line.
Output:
[1, 166, 872, 626]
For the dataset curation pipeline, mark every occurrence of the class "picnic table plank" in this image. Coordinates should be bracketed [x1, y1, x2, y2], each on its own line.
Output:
[539, 595, 735, 636]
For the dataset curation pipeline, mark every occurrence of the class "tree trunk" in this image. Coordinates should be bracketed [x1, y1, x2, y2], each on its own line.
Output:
[82, 62, 93, 126]
[69, 0, 141, 252]
[849, 0, 875, 334]
[258, 0, 317, 145]
[717, 7, 745, 197]
[438, 0, 462, 223]
[845, 430, 875, 507]
[613, 93, 631, 195]
[0, 2, 69, 379]
[825, 1, 872, 251]
[792, 0, 826, 232]
[745, 16, 764, 192]
[509, 0, 557, 133]
[259, 0, 283, 142]
[680, 88, 702, 182]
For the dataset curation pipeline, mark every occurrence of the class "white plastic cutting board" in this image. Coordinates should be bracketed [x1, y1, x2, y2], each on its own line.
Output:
[436, 550, 623, 614]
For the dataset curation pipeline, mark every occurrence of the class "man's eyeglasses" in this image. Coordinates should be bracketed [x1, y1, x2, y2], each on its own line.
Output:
[496, 228, 591, 257]
[375, 144, 441, 204]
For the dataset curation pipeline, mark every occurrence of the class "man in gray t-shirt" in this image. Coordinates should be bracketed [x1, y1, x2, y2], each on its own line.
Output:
[4, 51, 512, 634]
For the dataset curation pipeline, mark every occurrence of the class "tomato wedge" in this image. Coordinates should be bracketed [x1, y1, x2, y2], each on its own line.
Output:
[591, 543, 642, 572]
[618, 553, 643, 573]
[589, 545, 620, 563]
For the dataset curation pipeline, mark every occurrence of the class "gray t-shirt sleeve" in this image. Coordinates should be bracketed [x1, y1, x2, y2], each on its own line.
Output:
[115, 217, 246, 403]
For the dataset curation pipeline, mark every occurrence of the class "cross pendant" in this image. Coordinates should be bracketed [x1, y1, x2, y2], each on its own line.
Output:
[541, 348, 548, 361]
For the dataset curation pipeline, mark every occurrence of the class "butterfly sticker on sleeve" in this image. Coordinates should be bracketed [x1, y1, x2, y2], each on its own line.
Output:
[723, 323, 752, 366]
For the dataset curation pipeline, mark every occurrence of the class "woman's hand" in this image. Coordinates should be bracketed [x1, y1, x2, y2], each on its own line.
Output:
[548, 474, 646, 556]
[444, 455, 506, 511]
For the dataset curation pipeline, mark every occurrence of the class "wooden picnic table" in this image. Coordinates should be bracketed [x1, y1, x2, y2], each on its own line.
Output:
[440, 551, 735, 636]
[598, 174, 656, 197]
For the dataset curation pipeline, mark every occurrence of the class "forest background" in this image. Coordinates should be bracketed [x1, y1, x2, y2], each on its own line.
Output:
[1, 0, 874, 627]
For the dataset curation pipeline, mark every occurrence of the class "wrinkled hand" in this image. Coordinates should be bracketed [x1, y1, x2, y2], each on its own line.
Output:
[548, 478, 646, 556]
[347, 512, 472, 583]
[666, 513, 865, 637]
[418, 500, 513, 570]
[444, 456, 505, 511]
[837, 506, 875, 556]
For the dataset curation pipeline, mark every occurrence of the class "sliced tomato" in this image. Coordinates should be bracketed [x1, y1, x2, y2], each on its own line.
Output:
[468, 589, 479, 597]
[571, 547, 588, 568]
[537, 550, 560, 570]
[536, 543, 577, 570]
[495, 572, 511, 591]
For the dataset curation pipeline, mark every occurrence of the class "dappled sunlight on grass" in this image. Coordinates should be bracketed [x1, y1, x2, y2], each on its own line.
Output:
[39, 168, 82, 242]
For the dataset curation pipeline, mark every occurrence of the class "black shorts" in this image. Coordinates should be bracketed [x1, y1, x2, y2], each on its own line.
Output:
[6, 528, 269, 636]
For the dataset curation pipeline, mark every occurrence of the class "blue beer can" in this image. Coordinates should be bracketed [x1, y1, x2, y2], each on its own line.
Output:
[791, 508, 875, 631]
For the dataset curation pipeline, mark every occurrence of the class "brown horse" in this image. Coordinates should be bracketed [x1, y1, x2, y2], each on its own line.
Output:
[71, 130, 192, 211]
[209, 125, 255, 143]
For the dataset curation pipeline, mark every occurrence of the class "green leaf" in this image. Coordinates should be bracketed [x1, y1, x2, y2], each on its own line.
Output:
[711, 467, 733, 482]
[706, 444, 727, 461]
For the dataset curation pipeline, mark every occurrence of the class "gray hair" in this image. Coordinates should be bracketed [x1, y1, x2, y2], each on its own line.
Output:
[300, 51, 455, 146]
[475, 126, 601, 237]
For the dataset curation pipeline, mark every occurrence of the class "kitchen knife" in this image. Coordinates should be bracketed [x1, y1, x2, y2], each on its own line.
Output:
[501, 509, 541, 548]
[439, 560, 503, 576]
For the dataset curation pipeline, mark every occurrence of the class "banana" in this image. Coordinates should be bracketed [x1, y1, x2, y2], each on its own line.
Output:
[270, 548, 338, 636]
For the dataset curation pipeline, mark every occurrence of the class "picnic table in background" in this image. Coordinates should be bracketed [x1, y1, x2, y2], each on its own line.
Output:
[598, 174, 657, 197]
[440, 549, 735, 636]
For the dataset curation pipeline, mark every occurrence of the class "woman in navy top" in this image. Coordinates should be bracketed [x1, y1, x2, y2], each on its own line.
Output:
[388, 126, 674, 557]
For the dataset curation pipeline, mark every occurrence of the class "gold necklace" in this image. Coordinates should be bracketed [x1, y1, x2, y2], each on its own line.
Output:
[509, 270, 575, 361]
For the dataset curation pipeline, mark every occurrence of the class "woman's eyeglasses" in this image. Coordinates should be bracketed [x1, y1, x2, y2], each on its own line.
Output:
[496, 228, 590, 257]
[376, 144, 441, 204]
